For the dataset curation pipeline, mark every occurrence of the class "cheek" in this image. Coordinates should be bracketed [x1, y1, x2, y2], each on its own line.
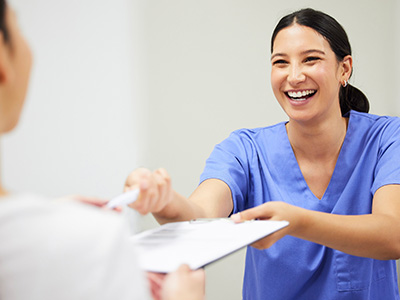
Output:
[312, 64, 339, 86]
[270, 69, 284, 93]
[270, 71, 287, 107]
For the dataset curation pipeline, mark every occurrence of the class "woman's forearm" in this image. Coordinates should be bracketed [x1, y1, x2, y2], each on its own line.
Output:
[153, 179, 233, 225]
[152, 190, 207, 224]
[294, 208, 400, 260]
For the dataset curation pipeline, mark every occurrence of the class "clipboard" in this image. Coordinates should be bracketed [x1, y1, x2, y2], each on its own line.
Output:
[130, 219, 289, 273]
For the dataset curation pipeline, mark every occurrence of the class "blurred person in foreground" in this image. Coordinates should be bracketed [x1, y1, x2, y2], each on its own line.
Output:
[0, 1, 205, 299]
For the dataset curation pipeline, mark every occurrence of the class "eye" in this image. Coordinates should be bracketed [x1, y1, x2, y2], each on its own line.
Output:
[272, 59, 288, 66]
[304, 56, 321, 63]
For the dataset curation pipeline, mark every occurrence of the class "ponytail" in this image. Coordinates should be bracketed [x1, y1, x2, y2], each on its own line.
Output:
[339, 84, 369, 115]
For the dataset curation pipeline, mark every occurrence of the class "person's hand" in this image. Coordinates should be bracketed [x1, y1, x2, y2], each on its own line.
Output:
[56, 195, 122, 212]
[161, 265, 205, 300]
[147, 272, 167, 300]
[124, 168, 173, 215]
[231, 201, 303, 249]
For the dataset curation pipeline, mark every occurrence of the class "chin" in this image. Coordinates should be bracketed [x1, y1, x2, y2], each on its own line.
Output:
[285, 109, 319, 124]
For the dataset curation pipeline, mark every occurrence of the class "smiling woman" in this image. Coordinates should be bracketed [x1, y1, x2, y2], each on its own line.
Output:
[123, 7, 400, 300]
[271, 8, 369, 117]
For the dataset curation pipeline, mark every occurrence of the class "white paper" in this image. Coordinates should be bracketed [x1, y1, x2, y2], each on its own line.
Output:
[130, 219, 289, 273]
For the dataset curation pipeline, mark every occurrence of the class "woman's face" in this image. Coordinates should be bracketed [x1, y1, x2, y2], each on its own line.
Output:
[0, 6, 32, 133]
[270, 24, 350, 125]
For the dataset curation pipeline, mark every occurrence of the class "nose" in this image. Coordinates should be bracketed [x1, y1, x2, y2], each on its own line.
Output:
[287, 64, 306, 85]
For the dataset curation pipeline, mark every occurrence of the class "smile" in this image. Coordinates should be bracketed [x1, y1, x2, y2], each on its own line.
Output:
[285, 90, 317, 101]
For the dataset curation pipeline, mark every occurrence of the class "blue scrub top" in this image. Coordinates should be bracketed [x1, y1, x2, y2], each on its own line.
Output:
[200, 111, 400, 299]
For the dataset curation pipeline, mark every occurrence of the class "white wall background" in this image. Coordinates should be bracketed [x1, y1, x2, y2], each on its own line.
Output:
[396, 0, 400, 114]
[3, 0, 145, 199]
[1, 1, 398, 300]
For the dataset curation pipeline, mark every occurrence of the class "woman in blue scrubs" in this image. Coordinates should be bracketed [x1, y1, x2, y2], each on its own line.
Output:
[125, 8, 400, 299]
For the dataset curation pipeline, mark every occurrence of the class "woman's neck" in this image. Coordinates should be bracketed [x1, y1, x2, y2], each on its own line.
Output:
[286, 114, 348, 162]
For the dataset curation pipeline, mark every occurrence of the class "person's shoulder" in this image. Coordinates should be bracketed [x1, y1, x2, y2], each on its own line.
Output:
[0, 195, 147, 300]
[229, 122, 287, 140]
[349, 110, 400, 132]
[48, 201, 127, 246]
[350, 110, 399, 124]
[0, 194, 126, 247]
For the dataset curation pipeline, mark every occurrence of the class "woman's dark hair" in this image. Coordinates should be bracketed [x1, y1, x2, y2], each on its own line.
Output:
[0, 0, 9, 43]
[271, 8, 369, 115]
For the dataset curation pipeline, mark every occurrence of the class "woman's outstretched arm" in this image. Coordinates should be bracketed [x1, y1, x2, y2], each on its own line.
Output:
[125, 168, 233, 224]
[233, 184, 400, 260]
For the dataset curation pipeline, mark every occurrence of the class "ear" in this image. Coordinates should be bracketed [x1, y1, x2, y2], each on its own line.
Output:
[340, 55, 353, 83]
[0, 31, 14, 85]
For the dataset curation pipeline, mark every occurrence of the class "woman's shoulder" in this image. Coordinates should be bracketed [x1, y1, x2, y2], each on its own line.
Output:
[349, 110, 400, 124]
[228, 121, 287, 140]
[214, 122, 287, 153]
[349, 110, 400, 135]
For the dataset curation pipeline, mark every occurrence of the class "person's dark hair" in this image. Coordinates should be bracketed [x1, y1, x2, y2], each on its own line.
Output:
[0, 0, 9, 43]
[271, 8, 369, 115]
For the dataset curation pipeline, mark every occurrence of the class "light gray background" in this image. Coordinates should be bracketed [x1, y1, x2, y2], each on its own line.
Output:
[2, 1, 399, 299]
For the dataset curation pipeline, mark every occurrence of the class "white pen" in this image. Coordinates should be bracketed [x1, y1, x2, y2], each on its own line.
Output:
[106, 188, 140, 209]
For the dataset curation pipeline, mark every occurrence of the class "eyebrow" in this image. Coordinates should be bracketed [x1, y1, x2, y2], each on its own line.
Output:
[271, 49, 326, 61]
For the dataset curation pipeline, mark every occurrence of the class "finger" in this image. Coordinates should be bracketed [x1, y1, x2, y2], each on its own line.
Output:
[147, 272, 166, 287]
[232, 204, 272, 222]
[191, 268, 206, 285]
[156, 168, 171, 188]
[64, 195, 114, 210]
[176, 264, 205, 281]
[176, 264, 191, 273]
[153, 170, 166, 210]
[145, 175, 161, 214]
[124, 168, 151, 191]
[129, 178, 152, 214]
[153, 168, 171, 212]
[147, 272, 165, 300]
[125, 170, 151, 213]
[77, 196, 108, 207]
[78, 196, 107, 206]
[158, 168, 172, 208]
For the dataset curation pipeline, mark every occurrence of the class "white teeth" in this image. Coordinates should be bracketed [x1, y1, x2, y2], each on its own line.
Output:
[287, 90, 315, 98]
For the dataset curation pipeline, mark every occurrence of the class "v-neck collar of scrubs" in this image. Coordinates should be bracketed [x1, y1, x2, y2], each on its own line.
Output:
[278, 112, 354, 209]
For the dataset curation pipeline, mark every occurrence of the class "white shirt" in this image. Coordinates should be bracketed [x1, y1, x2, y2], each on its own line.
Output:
[0, 194, 150, 300]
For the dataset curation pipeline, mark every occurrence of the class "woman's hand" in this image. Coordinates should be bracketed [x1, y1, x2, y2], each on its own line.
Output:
[124, 168, 174, 215]
[231, 201, 305, 249]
